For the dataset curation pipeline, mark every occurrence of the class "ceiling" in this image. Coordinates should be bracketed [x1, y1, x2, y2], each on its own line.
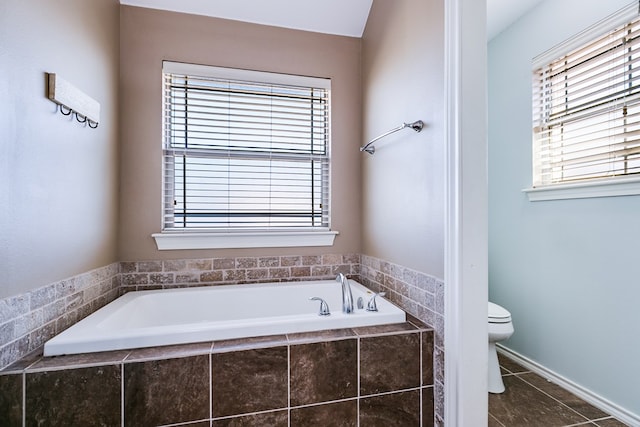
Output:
[119, 0, 374, 37]
[119, 0, 544, 39]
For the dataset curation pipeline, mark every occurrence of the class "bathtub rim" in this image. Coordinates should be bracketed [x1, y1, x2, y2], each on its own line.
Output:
[43, 279, 407, 357]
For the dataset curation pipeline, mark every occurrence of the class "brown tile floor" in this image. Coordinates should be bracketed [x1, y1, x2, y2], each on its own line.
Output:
[489, 354, 630, 427]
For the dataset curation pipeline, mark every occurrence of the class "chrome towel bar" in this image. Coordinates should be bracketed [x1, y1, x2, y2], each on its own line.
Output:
[360, 120, 424, 155]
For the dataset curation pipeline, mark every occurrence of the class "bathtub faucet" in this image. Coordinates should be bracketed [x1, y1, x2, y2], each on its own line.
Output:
[336, 273, 354, 314]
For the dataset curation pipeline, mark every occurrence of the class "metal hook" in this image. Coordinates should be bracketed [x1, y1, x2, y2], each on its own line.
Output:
[59, 104, 72, 116]
[75, 112, 87, 123]
[87, 120, 99, 129]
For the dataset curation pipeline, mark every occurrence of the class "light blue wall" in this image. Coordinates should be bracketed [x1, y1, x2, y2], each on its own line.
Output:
[488, 0, 640, 417]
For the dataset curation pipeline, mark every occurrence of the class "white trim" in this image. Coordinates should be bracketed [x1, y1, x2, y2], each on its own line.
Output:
[444, 0, 489, 425]
[532, 1, 639, 68]
[497, 345, 640, 426]
[444, 0, 463, 421]
[152, 230, 338, 250]
[162, 60, 331, 89]
[523, 176, 640, 201]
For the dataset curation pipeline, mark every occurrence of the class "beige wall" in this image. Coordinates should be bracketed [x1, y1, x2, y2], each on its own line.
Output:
[119, 6, 362, 261]
[0, 0, 120, 299]
[361, 0, 445, 278]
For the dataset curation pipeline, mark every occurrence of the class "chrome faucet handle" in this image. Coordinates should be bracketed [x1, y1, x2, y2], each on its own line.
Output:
[309, 297, 331, 316]
[366, 292, 386, 312]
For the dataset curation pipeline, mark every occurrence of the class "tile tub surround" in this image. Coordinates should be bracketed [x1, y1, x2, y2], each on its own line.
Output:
[0, 320, 435, 426]
[0, 253, 445, 424]
[0, 254, 359, 371]
[0, 254, 443, 370]
[359, 255, 445, 424]
[118, 253, 362, 292]
[0, 263, 121, 371]
[120, 252, 446, 422]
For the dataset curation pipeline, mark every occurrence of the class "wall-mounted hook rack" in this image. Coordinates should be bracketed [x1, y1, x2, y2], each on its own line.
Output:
[46, 73, 100, 129]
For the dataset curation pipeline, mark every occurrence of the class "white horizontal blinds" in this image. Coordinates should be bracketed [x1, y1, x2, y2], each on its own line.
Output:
[532, 14, 640, 186]
[163, 63, 330, 230]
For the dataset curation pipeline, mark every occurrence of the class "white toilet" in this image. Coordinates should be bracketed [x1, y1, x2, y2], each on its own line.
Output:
[488, 301, 514, 393]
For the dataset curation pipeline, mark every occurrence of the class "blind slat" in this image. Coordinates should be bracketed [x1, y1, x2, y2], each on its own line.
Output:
[163, 63, 330, 230]
[532, 13, 640, 186]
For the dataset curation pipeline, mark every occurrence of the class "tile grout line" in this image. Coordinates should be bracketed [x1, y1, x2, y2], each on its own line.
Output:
[513, 372, 594, 424]
[357, 336, 360, 427]
[287, 344, 291, 427]
[288, 397, 359, 410]
[488, 412, 507, 427]
[563, 422, 600, 427]
[25, 359, 129, 374]
[420, 331, 423, 426]
[158, 418, 212, 427]
[210, 409, 290, 424]
[120, 362, 124, 427]
[22, 371, 25, 427]
[209, 352, 212, 426]
[563, 416, 617, 427]
[358, 386, 424, 400]
[590, 416, 617, 422]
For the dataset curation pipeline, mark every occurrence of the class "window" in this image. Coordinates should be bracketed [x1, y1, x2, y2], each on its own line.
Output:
[154, 62, 336, 249]
[529, 5, 640, 200]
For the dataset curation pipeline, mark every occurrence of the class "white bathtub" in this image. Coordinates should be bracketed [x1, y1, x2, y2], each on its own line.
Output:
[43, 279, 405, 356]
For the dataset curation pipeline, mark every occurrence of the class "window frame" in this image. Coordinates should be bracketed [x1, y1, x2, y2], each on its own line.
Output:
[524, 2, 640, 201]
[153, 62, 337, 249]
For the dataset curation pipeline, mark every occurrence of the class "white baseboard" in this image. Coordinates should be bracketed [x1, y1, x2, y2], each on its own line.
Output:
[496, 344, 640, 427]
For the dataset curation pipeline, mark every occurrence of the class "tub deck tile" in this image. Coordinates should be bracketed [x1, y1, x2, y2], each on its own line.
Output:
[406, 313, 433, 330]
[125, 341, 214, 362]
[286, 328, 356, 345]
[27, 349, 131, 372]
[351, 321, 419, 337]
[212, 335, 289, 353]
[0, 348, 42, 374]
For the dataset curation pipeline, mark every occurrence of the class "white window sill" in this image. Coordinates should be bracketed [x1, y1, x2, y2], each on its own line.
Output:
[523, 177, 640, 201]
[152, 229, 339, 250]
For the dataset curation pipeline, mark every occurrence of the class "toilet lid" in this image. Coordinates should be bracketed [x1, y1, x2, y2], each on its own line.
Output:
[488, 302, 511, 323]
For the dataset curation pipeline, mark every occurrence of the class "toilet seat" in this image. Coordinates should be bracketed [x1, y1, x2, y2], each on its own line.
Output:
[488, 302, 511, 324]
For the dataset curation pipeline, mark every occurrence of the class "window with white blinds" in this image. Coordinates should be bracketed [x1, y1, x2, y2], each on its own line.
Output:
[532, 12, 640, 187]
[162, 62, 330, 231]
